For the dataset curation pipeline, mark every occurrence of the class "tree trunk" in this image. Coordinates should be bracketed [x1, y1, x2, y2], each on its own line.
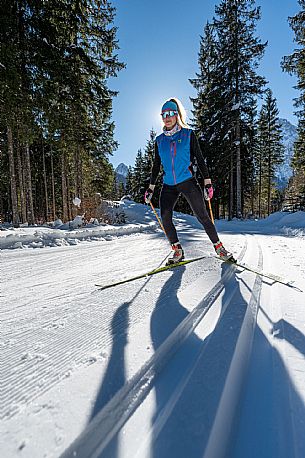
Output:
[16, 142, 27, 223]
[74, 143, 82, 199]
[229, 150, 234, 221]
[24, 143, 35, 224]
[42, 142, 49, 221]
[67, 172, 72, 220]
[234, 5, 242, 219]
[268, 183, 271, 215]
[251, 170, 254, 217]
[235, 117, 242, 218]
[267, 167, 271, 216]
[80, 151, 83, 198]
[7, 126, 19, 225]
[258, 152, 262, 218]
[267, 121, 271, 216]
[61, 152, 69, 222]
[50, 146, 56, 220]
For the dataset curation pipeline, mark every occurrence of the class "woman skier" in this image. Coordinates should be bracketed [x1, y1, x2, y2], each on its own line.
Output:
[144, 97, 234, 265]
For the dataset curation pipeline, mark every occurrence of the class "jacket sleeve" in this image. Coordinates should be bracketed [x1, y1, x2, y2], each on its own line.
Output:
[190, 130, 210, 179]
[149, 141, 161, 185]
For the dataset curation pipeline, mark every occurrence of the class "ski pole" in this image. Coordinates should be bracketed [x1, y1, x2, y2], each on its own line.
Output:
[208, 199, 215, 225]
[149, 201, 167, 236]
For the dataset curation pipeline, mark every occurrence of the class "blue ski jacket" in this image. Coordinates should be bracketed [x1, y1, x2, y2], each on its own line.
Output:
[150, 128, 209, 186]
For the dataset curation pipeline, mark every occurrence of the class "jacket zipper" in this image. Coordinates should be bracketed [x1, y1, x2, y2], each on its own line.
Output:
[170, 140, 177, 184]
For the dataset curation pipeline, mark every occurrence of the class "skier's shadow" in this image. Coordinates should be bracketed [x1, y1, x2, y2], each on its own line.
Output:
[90, 255, 169, 423]
[94, 263, 190, 416]
[87, 300, 130, 458]
[149, 263, 257, 458]
[88, 253, 169, 457]
[90, 301, 129, 421]
[273, 318, 305, 358]
[89, 273, 158, 457]
[258, 306, 305, 360]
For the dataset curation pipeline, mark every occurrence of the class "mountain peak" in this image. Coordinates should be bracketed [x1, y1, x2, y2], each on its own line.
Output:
[115, 163, 128, 177]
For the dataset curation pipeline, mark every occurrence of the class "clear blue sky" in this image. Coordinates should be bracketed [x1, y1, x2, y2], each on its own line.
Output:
[109, 0, 300, 168]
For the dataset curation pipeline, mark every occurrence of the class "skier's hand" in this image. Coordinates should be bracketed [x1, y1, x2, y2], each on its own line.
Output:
[204, 183, 213, 200]
[144, 186, 154, 204]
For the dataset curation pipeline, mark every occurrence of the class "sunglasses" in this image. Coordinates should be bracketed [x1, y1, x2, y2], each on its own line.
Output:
[161, 110, 178, 119]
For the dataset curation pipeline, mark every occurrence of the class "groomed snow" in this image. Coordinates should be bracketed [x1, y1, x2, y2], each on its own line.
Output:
[2, 201, 305, 458]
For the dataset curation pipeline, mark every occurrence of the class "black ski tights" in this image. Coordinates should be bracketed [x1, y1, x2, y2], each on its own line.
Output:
[160, 178, 219, 245]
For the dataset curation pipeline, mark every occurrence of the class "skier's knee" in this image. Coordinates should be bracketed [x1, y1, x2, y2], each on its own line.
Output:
[161, 210, 172, 223]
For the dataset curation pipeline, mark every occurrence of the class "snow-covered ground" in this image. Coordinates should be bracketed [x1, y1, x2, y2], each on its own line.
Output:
[2, 200, 305, 458]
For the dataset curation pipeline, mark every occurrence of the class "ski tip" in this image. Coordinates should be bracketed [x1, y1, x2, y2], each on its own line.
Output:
[288, 282, 303, 293]
[95, 284, 107, 290]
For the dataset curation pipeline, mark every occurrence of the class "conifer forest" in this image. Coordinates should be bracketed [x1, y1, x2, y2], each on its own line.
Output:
[1, 0, 305, 225]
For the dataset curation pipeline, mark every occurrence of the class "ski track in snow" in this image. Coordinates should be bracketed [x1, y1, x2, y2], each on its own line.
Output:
[60, 238, 250, 458]
[2, 230, 240, 421]
[60, 234, 259, 458]
[2, 234, 166, 418]
[2, 213, 305, 458]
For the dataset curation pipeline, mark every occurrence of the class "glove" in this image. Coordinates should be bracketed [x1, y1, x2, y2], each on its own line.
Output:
[204, 183, 213, 200]
[144, 187, 154, 204]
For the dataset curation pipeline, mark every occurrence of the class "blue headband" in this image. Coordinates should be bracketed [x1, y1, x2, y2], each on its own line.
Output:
[161, 100, 178, 113]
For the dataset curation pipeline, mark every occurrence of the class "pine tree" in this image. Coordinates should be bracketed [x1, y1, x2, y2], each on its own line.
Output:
[125, 166, 134, 197]
[32, 0, 124, 199]
[242, 100, 258, 217]
[0, 0, 36, 224]
[116, 181, 125, 199]
[254, 107, 267, 217]
[282, 0, 305, 205]
[191, 0, 267, 218]
[283, 172, 305, 211]
[190, 21, 232, 218]
[256, 89, 284, 216]
[142, 129, 156, 186]
[0, 0, 124, 224]
[142, 128, 163, 207]
[91, 157, 116, 199]
[132, 149, 145, 203]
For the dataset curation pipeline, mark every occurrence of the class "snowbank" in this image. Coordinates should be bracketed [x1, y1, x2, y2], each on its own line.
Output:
[0, 200, 158, 250]
[1, 203, 304, 250]
[268, 211, 305, 236]
[216, 211, 305, 237]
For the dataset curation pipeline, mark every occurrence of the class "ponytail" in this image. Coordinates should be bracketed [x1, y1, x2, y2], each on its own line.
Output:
[169, 97, 189, 128]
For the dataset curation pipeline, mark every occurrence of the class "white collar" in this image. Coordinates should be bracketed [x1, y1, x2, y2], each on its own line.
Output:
[163, 123, 181, 137]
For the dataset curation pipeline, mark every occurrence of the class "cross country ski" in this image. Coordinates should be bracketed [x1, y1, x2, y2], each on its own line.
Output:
[95, 256, 207, 290]
[95, 255, 296, 291]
